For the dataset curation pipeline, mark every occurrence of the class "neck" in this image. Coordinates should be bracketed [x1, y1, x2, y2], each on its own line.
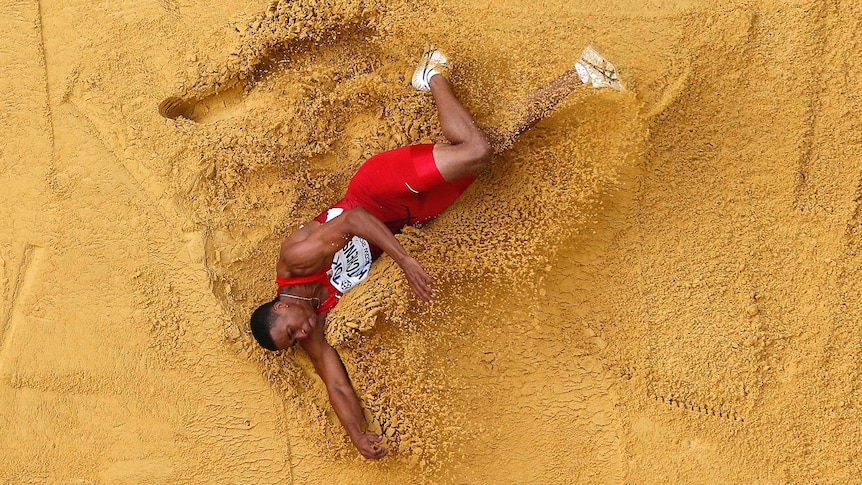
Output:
[279, 293, 319, 309]
[277, 282, 326, 308]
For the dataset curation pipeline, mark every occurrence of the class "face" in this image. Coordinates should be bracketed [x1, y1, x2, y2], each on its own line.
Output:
[270, 300, 317, 350]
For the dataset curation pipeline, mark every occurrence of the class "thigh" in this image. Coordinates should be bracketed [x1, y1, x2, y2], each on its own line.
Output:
[348, 146, 413, 195]
[349, 144, 446, 199]
[413, 174, 476, 223]
[432, 141, 488, 182]
[345, 144, 475, 230]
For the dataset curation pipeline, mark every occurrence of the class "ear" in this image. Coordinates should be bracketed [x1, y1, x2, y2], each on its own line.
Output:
[272, 299, 290, 313]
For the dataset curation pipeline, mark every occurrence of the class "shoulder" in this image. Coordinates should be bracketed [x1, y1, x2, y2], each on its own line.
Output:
[282, 221, 321, 245]
[299, 323, 335, 363]
[278, 221, 329, 276]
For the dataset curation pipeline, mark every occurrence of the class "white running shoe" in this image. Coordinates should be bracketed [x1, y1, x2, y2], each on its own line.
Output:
[412, 45, 449, 91]
[574, 46, 624, 91]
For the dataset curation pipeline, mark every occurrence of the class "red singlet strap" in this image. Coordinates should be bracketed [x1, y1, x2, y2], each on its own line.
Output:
[276, 271, 342, 314]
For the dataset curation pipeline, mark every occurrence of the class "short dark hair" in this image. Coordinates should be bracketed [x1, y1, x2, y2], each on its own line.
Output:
[250, 297, 280, 351]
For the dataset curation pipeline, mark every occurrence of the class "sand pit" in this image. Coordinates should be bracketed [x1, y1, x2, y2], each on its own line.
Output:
[2, 0, 862, 482]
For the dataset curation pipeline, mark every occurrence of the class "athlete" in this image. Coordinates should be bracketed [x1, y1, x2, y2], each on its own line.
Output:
[250, 46, 623, 459]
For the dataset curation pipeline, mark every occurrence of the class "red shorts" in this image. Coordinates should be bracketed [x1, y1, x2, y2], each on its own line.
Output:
[316, 144, 475, 234]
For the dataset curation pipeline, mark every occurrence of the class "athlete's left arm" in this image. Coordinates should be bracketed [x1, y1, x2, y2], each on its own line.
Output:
[284, 208, 435, 303]
[342, 208, 435, 303]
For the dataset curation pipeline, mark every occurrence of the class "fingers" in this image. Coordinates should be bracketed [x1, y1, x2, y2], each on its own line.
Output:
[415, 272, 436, 303]
[361, 448, 383, 459]
[410, 274, 434, 303]
[422, 271, 436, 291]
[358, 435, 388, 459]
[368, 445, 388, 459]
[402, 258, 436, 304]
[371, 435, 388, 459]
[411, 280, 431, 303]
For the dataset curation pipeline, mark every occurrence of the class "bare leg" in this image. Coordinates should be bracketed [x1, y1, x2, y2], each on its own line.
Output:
[485, 67, 583, 154]
[427, 62, 601, 178]
[429, 76, 493, 182]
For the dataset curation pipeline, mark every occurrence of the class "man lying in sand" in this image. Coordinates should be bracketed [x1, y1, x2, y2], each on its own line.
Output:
[250, 46, 623, 459]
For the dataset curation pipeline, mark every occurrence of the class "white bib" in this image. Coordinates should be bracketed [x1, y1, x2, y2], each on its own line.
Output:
[323, 208, 374, 294]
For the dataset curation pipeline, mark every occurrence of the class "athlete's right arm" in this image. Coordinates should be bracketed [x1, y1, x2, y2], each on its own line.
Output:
[300, 335, 388, 460]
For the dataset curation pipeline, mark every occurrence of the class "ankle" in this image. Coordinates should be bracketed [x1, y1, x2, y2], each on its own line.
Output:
[428, 71, 445, 87]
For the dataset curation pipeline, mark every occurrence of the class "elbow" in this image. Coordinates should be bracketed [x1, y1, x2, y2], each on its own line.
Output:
[475, 136, 493, 163]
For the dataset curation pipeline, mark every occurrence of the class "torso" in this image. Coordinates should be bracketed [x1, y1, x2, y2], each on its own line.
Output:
[276, 209, 375, 313]
[320, 208, 374, 294]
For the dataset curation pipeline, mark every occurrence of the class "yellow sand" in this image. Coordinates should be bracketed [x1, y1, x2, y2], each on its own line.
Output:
[2, 0, 861, 482]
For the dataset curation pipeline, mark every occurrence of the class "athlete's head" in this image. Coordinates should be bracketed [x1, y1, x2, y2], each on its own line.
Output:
[250, 296, 317, 351]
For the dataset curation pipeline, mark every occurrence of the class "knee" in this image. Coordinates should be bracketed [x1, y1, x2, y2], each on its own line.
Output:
[468, 134, 493, 167]
[449, 132, 493, 175]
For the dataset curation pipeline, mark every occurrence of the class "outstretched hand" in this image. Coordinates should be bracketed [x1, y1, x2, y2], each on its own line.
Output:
[352, 432, 388, 460]
[398, 256, 435, 303]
